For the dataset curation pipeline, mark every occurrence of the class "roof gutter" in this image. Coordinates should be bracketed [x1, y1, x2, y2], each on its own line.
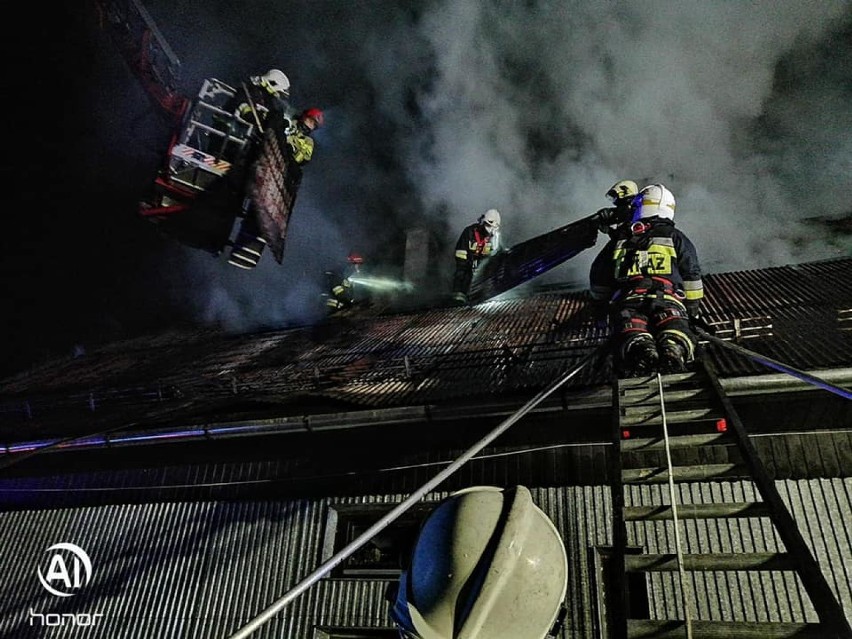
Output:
[2, 367, 851, 457]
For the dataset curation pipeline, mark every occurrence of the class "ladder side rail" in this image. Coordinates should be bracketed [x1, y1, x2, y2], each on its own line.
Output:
[698, 356, 852, 636]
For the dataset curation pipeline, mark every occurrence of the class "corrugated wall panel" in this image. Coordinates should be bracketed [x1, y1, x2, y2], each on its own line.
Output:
[0, 500, 331, 639]
[1, 479, 848, 638]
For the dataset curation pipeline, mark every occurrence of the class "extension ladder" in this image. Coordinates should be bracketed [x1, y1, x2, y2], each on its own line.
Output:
[604, 356, 852, 638]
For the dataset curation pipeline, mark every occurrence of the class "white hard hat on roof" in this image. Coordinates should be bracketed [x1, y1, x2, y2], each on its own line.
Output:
[400, 485, 567, 639]
[636, 183, 676, 220]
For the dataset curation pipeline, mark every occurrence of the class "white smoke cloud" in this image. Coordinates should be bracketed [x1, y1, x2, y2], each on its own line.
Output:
[360, 1, 851, 273]
[144, 0, 851, 328]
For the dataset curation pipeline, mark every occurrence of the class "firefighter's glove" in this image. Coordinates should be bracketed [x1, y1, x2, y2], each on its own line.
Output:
[593, 207, 616, 232]
[578, 217, 599, 247]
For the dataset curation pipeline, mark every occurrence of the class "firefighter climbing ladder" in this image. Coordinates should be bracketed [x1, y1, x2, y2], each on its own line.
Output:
[606, 356, 852, 639]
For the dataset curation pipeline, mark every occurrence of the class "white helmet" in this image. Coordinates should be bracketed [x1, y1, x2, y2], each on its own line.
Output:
[480, 208, 501, 232]
[397, 485, 568, 639]
[635, 183, 676, 220]
[605, 179, 639, 204]
[261, 68, 291, 99]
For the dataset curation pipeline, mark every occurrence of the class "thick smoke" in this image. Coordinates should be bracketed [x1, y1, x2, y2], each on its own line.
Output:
[143, 0, 852, 330]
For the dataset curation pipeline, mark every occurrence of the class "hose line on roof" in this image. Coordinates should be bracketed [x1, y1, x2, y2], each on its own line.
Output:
[224, 341, 610, 639]
[698, 330, 852, 401]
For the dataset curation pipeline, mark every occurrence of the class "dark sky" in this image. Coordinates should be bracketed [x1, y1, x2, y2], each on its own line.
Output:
[5, 0, 852, 378]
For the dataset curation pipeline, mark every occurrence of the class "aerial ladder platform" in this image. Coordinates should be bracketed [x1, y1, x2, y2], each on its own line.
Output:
[604, 354, 852, 638]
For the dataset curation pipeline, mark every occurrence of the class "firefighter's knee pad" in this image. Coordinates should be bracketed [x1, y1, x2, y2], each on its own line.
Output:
[652, 306, 687, 327]
[617, 310, 648, 334]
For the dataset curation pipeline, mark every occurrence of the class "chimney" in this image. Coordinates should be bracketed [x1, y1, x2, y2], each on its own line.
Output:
[403, 228, 430, 286]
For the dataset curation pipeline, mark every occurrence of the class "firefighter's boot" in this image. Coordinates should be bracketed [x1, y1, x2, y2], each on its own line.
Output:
[624, 335, 659, 376]
[659, 340, 687, 373]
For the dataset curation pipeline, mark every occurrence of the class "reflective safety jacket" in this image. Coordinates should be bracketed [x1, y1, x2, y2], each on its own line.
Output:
[589, 217, 704, 314]
[286, 120, 315, 164]
[454, 223, 498, 264]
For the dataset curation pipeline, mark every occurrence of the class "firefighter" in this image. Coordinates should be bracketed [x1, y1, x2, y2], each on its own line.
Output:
[451, 209, 501, 304]
[228, 68, 291, 128]
[589, 183, 704, 375]
[389, 485, 568, 639]
[574, 179, 641, 250]
[285, 107, 324, 165]
[325, 252, 365, 313]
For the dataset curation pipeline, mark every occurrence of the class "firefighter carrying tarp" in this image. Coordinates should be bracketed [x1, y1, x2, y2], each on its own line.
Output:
[452, 209, 502, 304]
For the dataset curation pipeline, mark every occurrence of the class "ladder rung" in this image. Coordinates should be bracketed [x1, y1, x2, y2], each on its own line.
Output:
[627, 619, 827, 639]
[624, 502, 770, 521]
[618, 371, 700, 390]
[620, 387, 713, 404]
[621, 432, 734, 451]
[620, 407, 721, 426]
[623, 463, 748, 483]
[625, 552, 794, 572]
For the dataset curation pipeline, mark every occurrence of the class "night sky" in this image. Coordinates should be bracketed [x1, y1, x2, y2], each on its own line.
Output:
[5, 0, 851, 379]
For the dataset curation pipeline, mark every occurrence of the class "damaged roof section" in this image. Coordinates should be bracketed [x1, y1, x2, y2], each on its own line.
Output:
[1, 257, 851, 442]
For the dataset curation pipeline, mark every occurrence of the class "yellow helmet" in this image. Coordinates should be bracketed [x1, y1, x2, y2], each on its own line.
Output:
[395, 486, 567, 639]
[605, 179, 639, 204]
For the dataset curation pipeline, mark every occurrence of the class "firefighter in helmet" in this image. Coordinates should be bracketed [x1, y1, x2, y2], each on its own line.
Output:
[389, 485, 568, 639]
[451, 209, 502, 304]
[286, 107, 324, 165]
[589, 183, 704, 375]
[325, 251, 365, 313]
[228, 68, 291, 127]
[594, 179, 640, 238]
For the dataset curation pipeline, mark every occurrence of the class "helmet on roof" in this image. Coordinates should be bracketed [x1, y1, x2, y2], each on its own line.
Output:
[479, 208, 501, 233]
[395, 485, 568, 639]
[633, 183, 676, 221]
[605, 179, 639, 204]
[261, 69, 290, 99]
[300, 107, 324, 129]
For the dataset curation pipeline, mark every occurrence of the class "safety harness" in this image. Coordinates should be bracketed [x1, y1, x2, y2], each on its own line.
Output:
[472, 227, 489, 256]
[611, 222, 688, 320]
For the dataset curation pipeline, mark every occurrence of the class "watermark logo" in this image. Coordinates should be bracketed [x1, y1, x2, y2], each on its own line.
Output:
[37, 542, 93, 597]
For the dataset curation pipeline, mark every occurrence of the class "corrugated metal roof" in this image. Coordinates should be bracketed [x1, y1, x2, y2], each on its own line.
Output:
[0, 257, 850, 440]
[1, 249, 850, 635]
[1, 481, 849, 638]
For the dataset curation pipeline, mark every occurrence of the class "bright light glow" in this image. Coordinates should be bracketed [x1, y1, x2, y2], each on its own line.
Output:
[347, 276, 414, 292]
